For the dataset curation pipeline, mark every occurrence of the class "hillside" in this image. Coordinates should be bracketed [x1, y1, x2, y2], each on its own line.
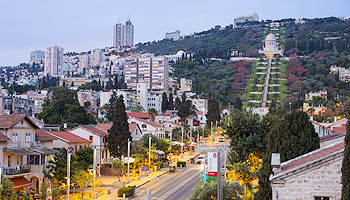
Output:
[137, 17, 350, 59]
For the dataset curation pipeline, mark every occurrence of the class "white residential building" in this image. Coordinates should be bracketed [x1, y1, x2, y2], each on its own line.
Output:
[190, 98, 208, 114]
[180, 78, 192, 93]
[137, 83, 162, 113]
[44, 46, 64, 76]
[233, 13, 259, 28]
[305, 90, 327, 101]
[165, 30, 180, 41]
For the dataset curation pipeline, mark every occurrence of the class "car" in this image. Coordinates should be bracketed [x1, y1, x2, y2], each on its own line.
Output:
[197, 155, 206, 164]
[218, 137, 224, 142]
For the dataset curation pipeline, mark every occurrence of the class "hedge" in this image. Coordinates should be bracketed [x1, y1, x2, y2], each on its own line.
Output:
[117, 187, 134, 197]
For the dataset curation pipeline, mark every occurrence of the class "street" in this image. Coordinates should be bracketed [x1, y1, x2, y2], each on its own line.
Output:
[133, 141, 229, 200]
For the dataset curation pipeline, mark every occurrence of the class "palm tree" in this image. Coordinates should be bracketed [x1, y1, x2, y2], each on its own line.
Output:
[148, 108, 158, 122]
[134, 105, 145, 112]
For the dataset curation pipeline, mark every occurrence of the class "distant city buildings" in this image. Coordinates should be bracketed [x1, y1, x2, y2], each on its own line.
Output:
[233, 13, 259, 28]
[30, 50, 45, 63]
[44, 46, 64, 76]
[305, 90, 327, 101]
[165, 30, 180, 41]
[113, 20, 134, 47]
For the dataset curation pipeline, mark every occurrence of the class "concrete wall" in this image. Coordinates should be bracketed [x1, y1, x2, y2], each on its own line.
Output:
[271, 155, 342, 200]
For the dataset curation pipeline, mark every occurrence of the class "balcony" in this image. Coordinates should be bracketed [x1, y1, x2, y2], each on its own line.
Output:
[3, 165, 31, 178]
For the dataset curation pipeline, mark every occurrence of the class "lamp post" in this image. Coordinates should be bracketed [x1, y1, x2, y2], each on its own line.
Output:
[93, 145, 96, 200]
[127, 139, 131, 181]
[66, 147, 72, 200]
[181, 128, 184, 154]
[149, 134, 151, 175]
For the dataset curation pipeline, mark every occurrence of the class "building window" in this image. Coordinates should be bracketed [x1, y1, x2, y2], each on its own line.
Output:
[142, 124, 147, 128]
[26, 133, 31, 143]
[89, 136, 93, 141]
[12, 134, 18, 143]
[315, 197, 330, 200]
[28, 155, 40, 165]
[8, 155, 11, 167]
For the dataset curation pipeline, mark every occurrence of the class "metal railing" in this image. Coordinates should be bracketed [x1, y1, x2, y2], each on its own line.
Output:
[3, 165, 31, 175]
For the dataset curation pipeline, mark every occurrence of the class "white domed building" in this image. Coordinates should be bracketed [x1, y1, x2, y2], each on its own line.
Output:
[258, 33, 283, 57]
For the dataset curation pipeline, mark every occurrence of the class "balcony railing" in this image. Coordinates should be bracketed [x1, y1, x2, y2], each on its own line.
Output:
[3, 165, 31, 175]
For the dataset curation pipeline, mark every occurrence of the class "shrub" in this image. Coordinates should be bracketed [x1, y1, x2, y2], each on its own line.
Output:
[177, 161, 187, 167]
[117, 187, 134, 197]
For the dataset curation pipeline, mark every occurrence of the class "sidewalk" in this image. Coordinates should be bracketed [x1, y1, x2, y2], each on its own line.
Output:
[96, 152, 199, 200]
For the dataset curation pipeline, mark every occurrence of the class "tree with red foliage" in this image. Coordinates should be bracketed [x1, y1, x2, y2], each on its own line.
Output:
[285, 66, 307, 77]
[237, 65, 250, 74]
[231, 73, 248, 82]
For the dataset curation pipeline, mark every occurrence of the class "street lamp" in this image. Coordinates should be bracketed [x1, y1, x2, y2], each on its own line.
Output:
[127, 139, 131, 181]
[149, 134, 151, 175]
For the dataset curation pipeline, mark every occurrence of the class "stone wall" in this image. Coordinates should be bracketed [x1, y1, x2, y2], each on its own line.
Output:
[271, 154, 343, 200]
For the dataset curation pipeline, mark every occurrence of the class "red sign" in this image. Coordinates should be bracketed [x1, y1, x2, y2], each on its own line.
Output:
[208, 172, 218, 176]
[213, 153, 217, 158]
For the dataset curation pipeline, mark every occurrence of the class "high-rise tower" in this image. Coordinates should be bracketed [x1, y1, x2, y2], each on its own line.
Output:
[113, 20, 134, 48]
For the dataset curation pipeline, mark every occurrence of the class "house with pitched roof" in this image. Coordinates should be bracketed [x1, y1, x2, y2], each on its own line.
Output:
[0, 114, 57, 192]
[70, 125, 111, 168]
[46, 131, 92, 152]
[162, 121, 183, 138]
[128, 118, 166, 138]
[96, 123, 143, 142]
[270, 141, 344, 200]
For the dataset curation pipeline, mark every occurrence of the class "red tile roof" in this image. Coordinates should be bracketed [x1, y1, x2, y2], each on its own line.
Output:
[97, 123, 140, 134]
[80, 126, 108, 136]
[0, 114, 26, 128]
[47, 131, 91, 143]
[10, 177, 32, 189]
[164, 111, 172, 116]
[0, 131, 10, 142]
[35, 129, 57, 141]
[273, 141, 344, 177]
[127, 112, 150, 119]
[96, 123, 112, 132]
[164, 121, 183, 127]
[129, 123, 138, 133]
[136, 118, 163, 128]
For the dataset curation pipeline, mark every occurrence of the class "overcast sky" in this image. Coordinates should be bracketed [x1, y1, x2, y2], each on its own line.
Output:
[0, 0, 349, 66]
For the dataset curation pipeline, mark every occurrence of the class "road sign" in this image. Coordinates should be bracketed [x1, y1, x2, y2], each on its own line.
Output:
[207, 152, 218, 176]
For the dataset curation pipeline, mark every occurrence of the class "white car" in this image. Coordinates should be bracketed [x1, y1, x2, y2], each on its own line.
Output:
[197, 155, 206, 164]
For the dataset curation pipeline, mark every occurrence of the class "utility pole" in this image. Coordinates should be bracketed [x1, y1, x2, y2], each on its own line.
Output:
[149, 134, 151, 175]
[224, 146, 227, 180]
[169, 133, 172, 162]
[181, 128, 184, 154]
[217, 152, 221, 200]
[93, 145, 97, 200]
[66, 147, 72, 200]
[127, 139, 131, 181]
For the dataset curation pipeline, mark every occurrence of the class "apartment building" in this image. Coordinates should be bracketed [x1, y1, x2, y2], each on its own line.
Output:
[124, 56, 169, 91]
[44, 46, 64, 76]
[113, 20, 134, 47]
[233, 13, 259, 28]
[0, 96, 34, 116]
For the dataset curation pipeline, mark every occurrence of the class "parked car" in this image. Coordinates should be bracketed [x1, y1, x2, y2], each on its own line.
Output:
[218, 137, 224, 142]
[197, 155, 206, 164]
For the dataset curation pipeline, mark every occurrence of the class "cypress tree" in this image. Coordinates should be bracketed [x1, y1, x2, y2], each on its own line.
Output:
[233, 97, 242, 110]
[161, 92, 168, 113]
[341, 110, 350, 199]
[107, 95, 132, 157]
[255, 110, 319, 199]
[206, 98, 221, 128]
[168, 92, 174, 110]
[105, 91, 117, 122]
